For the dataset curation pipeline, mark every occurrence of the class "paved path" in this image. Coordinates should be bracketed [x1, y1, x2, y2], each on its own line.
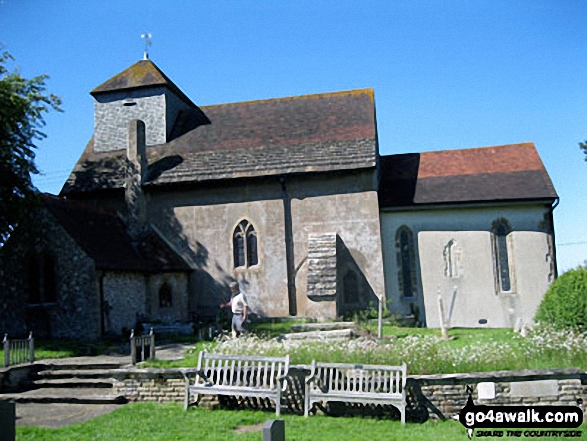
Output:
[12, 342, 195, 428]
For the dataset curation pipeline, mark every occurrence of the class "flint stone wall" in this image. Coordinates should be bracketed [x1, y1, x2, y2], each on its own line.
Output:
[414, 369, 587, 421]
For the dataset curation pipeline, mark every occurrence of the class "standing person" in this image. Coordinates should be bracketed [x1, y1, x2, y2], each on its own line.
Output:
[221, 281, 248, 338]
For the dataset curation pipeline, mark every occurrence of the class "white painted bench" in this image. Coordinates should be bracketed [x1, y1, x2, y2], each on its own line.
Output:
[304, 361, 407, 423]
[181, 351, 290, 416]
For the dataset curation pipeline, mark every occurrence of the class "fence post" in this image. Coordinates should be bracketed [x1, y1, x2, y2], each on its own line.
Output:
[149, 328, 155, 361]
[130, 329, 136, 365]
[28, 331, 34, 364]
[3, 334, 9, 368]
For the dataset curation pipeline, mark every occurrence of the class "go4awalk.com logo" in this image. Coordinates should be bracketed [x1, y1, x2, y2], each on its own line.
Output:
[458, 390, 583, 439]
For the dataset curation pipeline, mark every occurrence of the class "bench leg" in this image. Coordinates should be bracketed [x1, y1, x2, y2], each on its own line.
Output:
[276, 384, 282, 417]
[183, 379, 190, 410]
[400, 404, 406, 424]
[304, 383, 310, 417]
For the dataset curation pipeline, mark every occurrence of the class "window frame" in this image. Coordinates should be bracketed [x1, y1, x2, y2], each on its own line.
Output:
[233, 219, 259, 269]
[27, 252, 58, 306]
[395, 226, 418, 299]
[491, 218, 515, 294]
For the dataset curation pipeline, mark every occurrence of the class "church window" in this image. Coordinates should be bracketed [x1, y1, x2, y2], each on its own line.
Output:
[28, 253, 57, 304]
[43, 255, 57, 303]
[233, 220, 258, 268]
[492, 219, 512, 292]
[28, 257, 41, 304]
[443, 239, 460, 279]
[396, 226, 417, 298]
[159, 282, 173, 308]
[342, 271, 359, 305]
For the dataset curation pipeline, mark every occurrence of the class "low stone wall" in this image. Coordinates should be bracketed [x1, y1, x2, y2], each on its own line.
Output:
[412, 369, 587, 421]
[111, 369, 185, 403]
[0, 364, 43, 393]
[6, 364, 581, 423]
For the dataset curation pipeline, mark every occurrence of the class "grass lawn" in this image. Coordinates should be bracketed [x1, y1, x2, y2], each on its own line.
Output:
[18, 402, 586, 441]
[144, 323, 587, 374]
[2, 340, 96, 364]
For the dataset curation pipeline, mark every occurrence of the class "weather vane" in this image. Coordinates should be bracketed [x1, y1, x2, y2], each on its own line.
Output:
[141, 33, 152, 60]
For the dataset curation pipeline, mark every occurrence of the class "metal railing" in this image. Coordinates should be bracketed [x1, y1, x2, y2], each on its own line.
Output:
[2, 332, 34, 367]
[130, 328, 155, 365]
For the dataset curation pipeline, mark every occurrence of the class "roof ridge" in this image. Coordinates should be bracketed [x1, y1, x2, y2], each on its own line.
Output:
[201, 88, 375, 110]
[90, 59, 195, 108]
[418, 142, 536, 156]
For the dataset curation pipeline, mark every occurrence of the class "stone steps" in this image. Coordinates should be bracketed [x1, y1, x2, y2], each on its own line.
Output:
[37, 369, 117, 380]
[42, 363, 122, 371]
[0, 387, 126, 405]
[0, 361, 126, 406]
[33, 378, 113, 389]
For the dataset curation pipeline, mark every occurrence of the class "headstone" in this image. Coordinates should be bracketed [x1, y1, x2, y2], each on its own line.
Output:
[510, 380, 558, 398]
[0, 400, 15, 441]
[263, 419, 285, 441]
[477, 382, 496, 400]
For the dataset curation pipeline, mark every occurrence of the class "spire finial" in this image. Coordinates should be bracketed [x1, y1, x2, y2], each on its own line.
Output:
[141, 33, 152, 60]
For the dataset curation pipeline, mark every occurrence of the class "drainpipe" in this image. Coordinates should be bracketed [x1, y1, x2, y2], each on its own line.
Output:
[549, 197, 560, 279]
[279, 176, 297, 316]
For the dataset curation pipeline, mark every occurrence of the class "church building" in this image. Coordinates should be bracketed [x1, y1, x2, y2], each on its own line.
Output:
[0, 59, 558, 339]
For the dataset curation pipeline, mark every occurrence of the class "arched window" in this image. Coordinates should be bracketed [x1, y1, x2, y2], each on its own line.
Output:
[342, 271, 359, 305]
[492, 219, 512, 292]
[28, 253, 57, 304]
[233, 220, 258, 268]
[443, 239, 460, 279]
[28, 256, 41, 304]
[43, 255, 57, 303]
[159, 282, 173, 308]
[396, 226, 417, 298]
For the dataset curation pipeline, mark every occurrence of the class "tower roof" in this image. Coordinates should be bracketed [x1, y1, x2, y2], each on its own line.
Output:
[90, 59, 195, 107]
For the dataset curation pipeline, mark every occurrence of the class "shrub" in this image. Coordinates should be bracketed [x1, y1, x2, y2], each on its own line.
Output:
[535, 265, 587, 331]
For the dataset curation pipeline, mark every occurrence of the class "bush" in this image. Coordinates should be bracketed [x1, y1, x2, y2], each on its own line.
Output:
[535, 265, 587, 331]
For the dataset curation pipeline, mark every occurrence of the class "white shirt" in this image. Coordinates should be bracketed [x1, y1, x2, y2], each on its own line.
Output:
[231, 292, 248, 314]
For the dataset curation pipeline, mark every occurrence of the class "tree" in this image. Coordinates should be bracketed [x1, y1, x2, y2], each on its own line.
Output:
[0, 49, 61, 245]
[581, 141, 587, 161]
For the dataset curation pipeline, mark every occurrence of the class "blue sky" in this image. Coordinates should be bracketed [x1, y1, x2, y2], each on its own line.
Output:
[1, 0, 586, 272]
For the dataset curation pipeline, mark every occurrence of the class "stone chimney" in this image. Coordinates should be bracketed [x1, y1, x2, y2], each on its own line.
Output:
[126, 119, 148, 237]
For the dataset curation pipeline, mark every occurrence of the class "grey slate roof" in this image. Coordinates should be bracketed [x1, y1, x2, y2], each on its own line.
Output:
[61, 89, 377, 195]
[43, 195, 190, 272]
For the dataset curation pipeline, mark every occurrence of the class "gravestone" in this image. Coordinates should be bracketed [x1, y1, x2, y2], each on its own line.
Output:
[263, 419, 285, 441]
[0, 400, 15, 441]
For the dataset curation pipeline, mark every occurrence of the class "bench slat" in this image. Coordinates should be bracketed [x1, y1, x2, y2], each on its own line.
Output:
[184, 352, 289, 417]
[305, 360, 407, 423]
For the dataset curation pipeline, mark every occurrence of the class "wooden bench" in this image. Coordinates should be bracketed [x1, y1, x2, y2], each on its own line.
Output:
[304, 361, 407, 423]
[181, 351, 290, 416]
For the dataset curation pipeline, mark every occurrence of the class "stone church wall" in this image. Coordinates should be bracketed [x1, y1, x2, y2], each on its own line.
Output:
[0, 210, 101, 340]
[148, 169, 385, 321]
[380, 204, 555, 327]
[147, 273, 189, 323]
[93, 87, 167, 152]
[102, 272, 147, 336]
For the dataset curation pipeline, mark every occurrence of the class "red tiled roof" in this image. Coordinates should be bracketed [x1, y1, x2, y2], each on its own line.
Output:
[378, 143, 558, 207]
[416, 143, 548, 178]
